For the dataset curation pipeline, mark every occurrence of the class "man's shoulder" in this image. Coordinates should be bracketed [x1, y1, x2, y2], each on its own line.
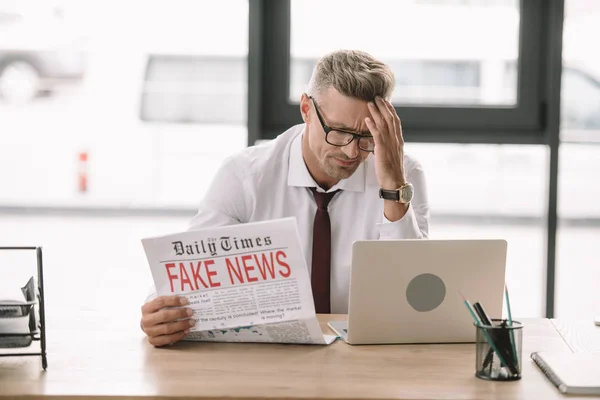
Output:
[223, 124, 304, 176]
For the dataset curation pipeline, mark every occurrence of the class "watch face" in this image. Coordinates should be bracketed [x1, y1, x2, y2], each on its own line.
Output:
[400, 183, 414, 203]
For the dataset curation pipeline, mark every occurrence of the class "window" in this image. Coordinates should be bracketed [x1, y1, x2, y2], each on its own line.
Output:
[560, 67, 600, 132]
[409, 142, 548, 317]
[291, 59, 483, 105]
[290, 0, 518, 107]
[0, 11, 22, 25]
[555, 0, 600, 318]
[140, 55, 246, 124]
[0, 0, 248, 209]
[417, 0, 516, 6]
[256, 0, 546, 142]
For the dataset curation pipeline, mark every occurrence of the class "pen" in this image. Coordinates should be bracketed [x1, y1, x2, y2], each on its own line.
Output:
[475, 301, 518, 375]
[473, 302, 493, 326]
[473, 301, 497, 370]
[459, 292, 510, 369]
[468, 298, 492, 371]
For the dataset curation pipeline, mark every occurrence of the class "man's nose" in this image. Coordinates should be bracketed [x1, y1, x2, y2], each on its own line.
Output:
[341, 140, 360, 159]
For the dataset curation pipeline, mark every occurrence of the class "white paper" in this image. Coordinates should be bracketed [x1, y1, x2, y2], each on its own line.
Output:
[142, 217, 334, 345]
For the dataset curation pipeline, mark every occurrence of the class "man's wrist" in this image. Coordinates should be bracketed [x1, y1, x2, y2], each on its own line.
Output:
[379, 182, 413, 203]
[380, 175, 406, 191]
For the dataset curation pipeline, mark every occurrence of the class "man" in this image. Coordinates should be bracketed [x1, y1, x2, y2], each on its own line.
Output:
[141, 50, 429, 346]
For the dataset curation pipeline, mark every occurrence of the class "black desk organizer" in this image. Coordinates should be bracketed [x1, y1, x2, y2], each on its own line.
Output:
[0, 247, 48, 369]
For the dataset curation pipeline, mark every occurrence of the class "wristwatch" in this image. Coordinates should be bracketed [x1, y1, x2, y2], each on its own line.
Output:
[379, 182, 414, 204]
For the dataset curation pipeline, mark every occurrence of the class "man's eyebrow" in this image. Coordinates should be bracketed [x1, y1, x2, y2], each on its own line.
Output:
[329, 122, 371, 136]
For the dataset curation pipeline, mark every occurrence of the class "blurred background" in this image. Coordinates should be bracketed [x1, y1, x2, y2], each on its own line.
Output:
[0, 0, 598, 327]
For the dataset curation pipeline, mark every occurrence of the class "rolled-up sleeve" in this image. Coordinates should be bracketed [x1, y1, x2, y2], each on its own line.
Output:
[376, 156, 429, 239]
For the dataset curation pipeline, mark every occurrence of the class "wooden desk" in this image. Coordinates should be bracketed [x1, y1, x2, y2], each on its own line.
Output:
[0, 315, 596, 400]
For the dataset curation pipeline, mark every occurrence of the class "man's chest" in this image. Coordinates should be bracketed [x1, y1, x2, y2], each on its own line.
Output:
[250, 186, 383, 244]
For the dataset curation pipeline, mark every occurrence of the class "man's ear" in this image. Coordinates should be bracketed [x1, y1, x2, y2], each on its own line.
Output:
[300, 93, 311, 123]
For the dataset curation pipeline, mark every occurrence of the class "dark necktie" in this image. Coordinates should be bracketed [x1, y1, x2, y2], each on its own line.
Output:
[310, 187, 340, 314]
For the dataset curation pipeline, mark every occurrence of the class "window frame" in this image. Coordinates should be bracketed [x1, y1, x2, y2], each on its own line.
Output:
[249, 0, 549, 144]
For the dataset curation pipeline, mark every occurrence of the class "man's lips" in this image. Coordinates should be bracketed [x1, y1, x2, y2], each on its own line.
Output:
[334, 157, 358, 167]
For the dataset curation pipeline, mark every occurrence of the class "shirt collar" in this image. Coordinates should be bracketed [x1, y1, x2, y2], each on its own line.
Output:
[287, 127, 366, 193]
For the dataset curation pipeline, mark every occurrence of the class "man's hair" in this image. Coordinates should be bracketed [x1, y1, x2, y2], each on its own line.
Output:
[307, 49, 395, 102]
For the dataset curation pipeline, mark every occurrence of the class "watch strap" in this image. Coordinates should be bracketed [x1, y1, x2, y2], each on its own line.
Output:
[379, 188, 401, 202]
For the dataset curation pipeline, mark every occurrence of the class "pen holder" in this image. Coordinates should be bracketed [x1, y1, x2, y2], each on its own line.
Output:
[474, 319, 523, 381]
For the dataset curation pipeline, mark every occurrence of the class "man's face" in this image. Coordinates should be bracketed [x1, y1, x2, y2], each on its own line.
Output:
[301, 87, 372, 182]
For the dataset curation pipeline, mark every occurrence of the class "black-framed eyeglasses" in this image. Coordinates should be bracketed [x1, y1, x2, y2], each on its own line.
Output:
[309, 96, 375, 152]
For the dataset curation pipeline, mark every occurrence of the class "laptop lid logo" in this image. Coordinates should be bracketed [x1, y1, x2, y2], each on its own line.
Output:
[406, 273, 446, 312]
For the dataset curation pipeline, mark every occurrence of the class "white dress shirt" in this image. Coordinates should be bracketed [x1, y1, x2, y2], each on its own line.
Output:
[148, 124, 429, 313]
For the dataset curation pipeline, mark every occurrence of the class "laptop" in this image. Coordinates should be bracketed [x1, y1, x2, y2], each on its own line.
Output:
[328, 239, 507, 344]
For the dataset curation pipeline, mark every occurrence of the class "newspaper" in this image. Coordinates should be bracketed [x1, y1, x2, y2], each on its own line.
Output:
[141, 217, 336, 345]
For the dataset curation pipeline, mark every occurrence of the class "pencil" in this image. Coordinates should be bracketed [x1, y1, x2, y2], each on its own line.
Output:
[505, 284, 519, 373]
[460, 291, 481, 325]
[505, 284, 513, 327]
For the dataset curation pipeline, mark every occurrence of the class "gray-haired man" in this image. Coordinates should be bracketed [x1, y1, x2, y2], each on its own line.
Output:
[141, 49, 430, 347]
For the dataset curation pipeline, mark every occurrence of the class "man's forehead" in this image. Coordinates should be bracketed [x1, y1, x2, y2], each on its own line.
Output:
[318, 96, 371, 134]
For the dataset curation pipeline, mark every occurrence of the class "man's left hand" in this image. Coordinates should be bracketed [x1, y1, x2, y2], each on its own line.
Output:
[364, 96, 406, 190]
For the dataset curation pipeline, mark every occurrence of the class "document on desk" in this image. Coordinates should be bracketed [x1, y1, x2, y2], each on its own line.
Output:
[142, 217, 335, 345]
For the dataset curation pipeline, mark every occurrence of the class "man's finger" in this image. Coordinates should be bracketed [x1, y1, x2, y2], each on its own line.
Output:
[145, 319, 196, 338]
[383, 99, 404, 145]
[375, 97, 395, 135]
[143, 307, 193, 328]
[148, 329, 190, 348]
[142, 295, 188, 315]
[367, 101, 387, 140]
[364, 117, 382, 146]
[382, 99, 397, 123]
